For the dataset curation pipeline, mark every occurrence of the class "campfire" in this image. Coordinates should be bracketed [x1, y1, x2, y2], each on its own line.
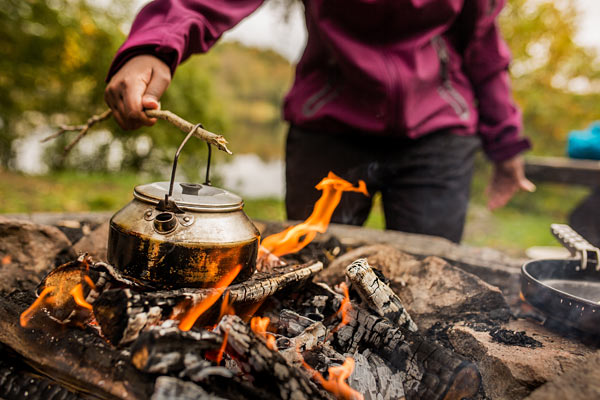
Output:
[1, 172, 482, 400]
[3, 169, 599, 400]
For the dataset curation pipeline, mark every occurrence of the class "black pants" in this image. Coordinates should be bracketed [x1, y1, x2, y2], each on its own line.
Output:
[285, 126, 480, 243]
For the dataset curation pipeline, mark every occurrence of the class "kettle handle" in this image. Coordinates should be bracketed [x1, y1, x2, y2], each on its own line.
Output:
[166, 123, 212, 203]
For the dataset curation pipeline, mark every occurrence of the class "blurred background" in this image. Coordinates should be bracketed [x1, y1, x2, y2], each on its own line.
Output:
[1, 0, 600, 256]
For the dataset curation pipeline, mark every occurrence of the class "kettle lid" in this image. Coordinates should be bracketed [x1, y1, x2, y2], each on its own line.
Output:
[134, 181, 243, 212]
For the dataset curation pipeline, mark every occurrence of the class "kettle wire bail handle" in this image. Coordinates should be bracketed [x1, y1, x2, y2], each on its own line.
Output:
[204, 142, 212, 186]
[166, 123, 204, 201]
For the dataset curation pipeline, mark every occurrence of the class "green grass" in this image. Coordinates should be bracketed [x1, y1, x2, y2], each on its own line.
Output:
[0, 170, 589, 257]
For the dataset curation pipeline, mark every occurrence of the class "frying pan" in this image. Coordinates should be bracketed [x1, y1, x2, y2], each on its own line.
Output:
[521, 224, 600, 335]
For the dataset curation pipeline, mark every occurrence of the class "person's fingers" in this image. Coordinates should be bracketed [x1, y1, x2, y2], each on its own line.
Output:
[122, 77, 150, 128]
[141, 66, 170, 126]
[519, 177, 536, 193]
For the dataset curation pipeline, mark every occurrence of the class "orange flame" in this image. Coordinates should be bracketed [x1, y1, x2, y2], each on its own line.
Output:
[69, 283, 93, 310]
[300, 355, 363, 400]
[250, 316, 278, 351]
[215, 329, 229, 364]
[20, 286, 56, 327]
[260, 172, 368, 258]
[330, 282, 352, 336]
[178, 264, 242, 331]
[2, 255, 11, 265]
[84, 275, 97, 291]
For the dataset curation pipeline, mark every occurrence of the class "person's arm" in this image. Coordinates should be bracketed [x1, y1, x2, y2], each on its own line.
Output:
[461, 0, 535, 209]
[105, 0, 265, 130]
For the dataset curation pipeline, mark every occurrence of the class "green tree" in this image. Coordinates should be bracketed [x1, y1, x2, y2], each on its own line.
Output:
[500, 0, 600, 155]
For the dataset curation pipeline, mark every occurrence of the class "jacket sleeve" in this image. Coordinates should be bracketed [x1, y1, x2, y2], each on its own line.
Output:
[462, 0, 531, 162]
[107, 0, 265, 80]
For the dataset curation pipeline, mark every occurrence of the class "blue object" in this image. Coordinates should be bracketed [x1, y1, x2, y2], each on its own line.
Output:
[568, 121, 600, 160]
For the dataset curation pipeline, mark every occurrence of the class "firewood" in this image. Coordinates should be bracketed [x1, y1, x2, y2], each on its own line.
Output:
[0, 292, 153, 400]
[216, 315, 330, 400]
[151, 377, 223, 400]
[303, 283, 480, 400]
[0, 348, 84, 400]
[94, 262, 323, 346]
[345, 258, 417, 332]
[348, 350, 407, 400]
[130, 326, 223, 374]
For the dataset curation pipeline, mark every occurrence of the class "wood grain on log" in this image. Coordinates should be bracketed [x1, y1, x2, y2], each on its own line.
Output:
[345, 258, 417, 332]
[216, 315, 329, 400]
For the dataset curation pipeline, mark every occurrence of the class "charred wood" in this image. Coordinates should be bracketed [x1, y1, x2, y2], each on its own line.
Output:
[94, 262, 323, 346]
[302, 283, 480, 400]
[0, 348, 83, 400]
[216, 315, 330, 400]
[130, 326, 223, 374]
[0, 292, 153, 400]
[348, 350, 406, 400]
[151, 377, 223, 400]
[345, 258, 417, 332]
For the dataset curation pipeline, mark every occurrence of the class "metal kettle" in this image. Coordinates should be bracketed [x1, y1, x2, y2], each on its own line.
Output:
[107, 128, 260, 289]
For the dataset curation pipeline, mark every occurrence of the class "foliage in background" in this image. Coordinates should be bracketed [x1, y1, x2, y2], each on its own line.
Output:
[0, 0, 131, 168]
[501, 0, 600, 155]
[2, 0, 600, 255]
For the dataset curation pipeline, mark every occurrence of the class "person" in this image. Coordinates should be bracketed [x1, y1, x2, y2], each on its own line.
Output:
[105, 0, 535, 243]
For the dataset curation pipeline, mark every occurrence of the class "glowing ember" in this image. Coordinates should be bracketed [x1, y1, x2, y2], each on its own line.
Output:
[178, 264, 242, 331]
[1, 255, 11, 265]
[330, 282, 352, 336]
[69, 283, 93, 310]
[260, 172, 368, 258]
[301, 356, 363, 400]
[250, 316, 278, 351]
[20, 286, 56, 327]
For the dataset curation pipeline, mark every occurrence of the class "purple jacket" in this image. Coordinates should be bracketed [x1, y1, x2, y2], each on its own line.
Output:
[109, 0, 531, 162]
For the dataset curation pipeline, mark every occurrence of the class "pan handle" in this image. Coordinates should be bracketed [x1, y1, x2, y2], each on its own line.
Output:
[550, 224, 600, 270]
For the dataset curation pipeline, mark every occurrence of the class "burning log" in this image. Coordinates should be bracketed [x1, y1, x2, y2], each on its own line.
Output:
[0, 292, 153, 400]
[299, 283, 481, 400]
[130, 326, 223, 374]
[93, 262, 323, 345]
[216, 314, 330, 400]
[345, 258, 417, 332]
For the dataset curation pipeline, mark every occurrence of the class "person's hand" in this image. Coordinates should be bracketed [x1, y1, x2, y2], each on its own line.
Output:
[487, 155, 536, 210]
[105, 55, 171, 130]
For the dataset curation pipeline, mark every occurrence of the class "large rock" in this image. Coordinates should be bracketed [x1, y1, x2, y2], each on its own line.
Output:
[525, 350, 600, 400]
[0, 217, 74, 293]
[319, 245, 510, 330]
[72, 221, 109, 262]
[448, 319, 593, 399]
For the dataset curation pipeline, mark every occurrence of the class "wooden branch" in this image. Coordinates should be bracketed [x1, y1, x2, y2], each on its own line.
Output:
[144, 109, 231, 154]
[93, 262, 323, 346]
[216, 315, 329, 400]
[41, 108, 232, 155]
[345, 258, 417, 332]
[41, 109, 113, 154]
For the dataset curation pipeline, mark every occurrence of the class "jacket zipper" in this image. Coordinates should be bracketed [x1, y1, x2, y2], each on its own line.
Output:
[382, 50, 404, 132]
[432, 36, 470, 121]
